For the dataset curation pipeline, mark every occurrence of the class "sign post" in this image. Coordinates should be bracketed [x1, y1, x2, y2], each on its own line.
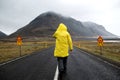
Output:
[17, 35, 22, 56]
[97, 36, 103, 55]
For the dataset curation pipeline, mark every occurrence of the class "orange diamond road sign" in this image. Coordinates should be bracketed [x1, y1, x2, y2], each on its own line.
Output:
[97, 36, 103, 46]
[17, 35, 22, 46]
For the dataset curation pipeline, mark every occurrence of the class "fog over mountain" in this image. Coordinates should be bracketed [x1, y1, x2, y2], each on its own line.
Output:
[9, 12, 116, 38]
[82, 22, 115, 36]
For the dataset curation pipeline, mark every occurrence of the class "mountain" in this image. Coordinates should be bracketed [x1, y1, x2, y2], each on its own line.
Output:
[0, 31, 7, 38]
[82, 22, 115, 36]
[9, 12, 116, 38]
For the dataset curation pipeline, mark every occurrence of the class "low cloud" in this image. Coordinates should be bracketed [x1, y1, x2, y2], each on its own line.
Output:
[0, 0, 120, 36]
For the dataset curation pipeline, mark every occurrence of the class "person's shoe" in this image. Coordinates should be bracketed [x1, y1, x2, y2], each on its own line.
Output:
[62, 69, 67, 74]
[63, 68, 67, 73]
[59, 69, 64, 74]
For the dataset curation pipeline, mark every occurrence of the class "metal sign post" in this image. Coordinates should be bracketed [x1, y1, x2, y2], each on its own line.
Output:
[100, 46, 102, 55]
[19, 45, 22, 56]
[97, 36, 103, 55]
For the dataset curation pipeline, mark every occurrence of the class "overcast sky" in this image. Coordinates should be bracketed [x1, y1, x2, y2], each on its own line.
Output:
[0, 0, 120, 36]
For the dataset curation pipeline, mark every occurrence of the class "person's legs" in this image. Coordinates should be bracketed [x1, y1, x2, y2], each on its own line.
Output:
[63, 57, 68, 72]
[57, 57, 64, 73]
[57, 57, 68, 73]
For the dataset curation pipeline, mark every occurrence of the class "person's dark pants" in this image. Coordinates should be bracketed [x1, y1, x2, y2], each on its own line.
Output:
[57, 57, 68, 73]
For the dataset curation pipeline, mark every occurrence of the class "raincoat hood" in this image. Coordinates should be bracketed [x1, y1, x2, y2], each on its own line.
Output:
[56, 23, 67, 32]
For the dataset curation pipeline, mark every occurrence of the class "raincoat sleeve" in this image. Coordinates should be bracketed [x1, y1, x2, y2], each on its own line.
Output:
[52, 32, 57, 38]
[67, 33, 73, 50]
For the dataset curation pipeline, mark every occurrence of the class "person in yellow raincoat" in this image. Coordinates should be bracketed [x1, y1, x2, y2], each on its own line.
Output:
[53, 23, 73, 74]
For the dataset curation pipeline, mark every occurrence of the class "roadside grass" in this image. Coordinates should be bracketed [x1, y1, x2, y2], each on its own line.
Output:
[74, 41, 120, 63]
[0, 41, 55, 63]
[1, 40, 120, 64]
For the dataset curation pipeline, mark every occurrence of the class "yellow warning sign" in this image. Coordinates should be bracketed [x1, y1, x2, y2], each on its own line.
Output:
[17, 35, 22, 46]
[97, 36, 103, 46]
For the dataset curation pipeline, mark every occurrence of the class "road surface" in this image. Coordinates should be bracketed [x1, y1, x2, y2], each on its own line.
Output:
[0, 47, 120, 80]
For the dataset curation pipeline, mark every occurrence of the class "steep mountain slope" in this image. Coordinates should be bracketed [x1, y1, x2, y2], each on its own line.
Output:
[82, 22, 115, 36]
[0, 31, 7, 38]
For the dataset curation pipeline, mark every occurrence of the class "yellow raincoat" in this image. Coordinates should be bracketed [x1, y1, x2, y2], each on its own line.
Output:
[53, 23, 73, 57]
